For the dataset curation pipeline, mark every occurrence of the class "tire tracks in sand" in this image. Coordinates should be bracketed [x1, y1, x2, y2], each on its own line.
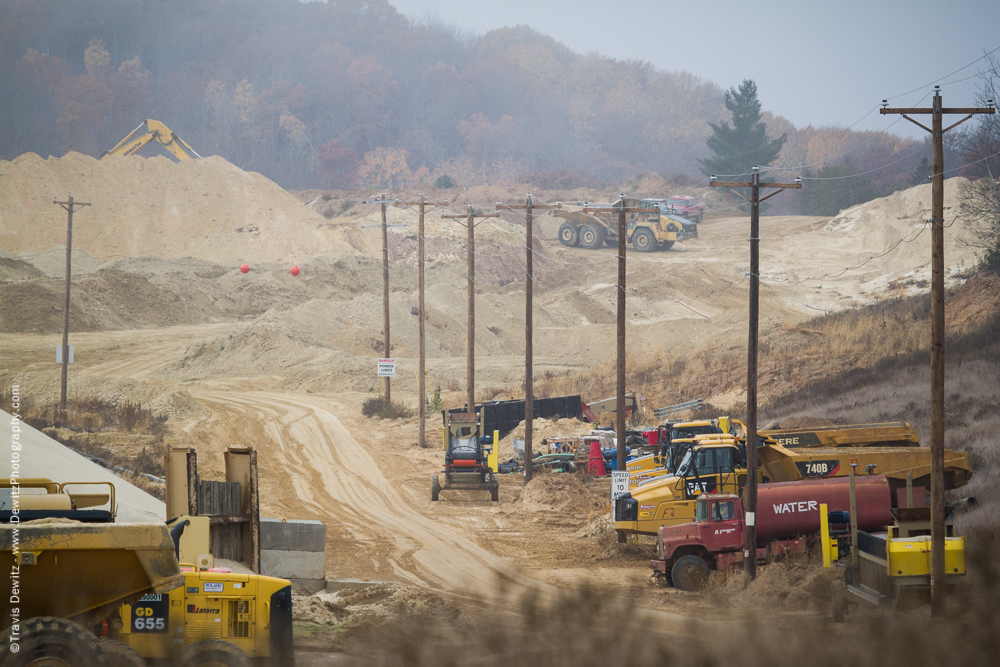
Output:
[187, 386, 520, 594]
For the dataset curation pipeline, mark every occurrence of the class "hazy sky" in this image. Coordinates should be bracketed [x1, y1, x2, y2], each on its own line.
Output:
[389, 0, 1000, 140]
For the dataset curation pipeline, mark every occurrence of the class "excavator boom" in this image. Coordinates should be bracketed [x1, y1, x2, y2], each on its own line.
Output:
[101, 119, 200, 161]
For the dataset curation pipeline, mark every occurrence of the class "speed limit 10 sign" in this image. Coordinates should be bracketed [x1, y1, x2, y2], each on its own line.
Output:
[611, 471, 630, 500]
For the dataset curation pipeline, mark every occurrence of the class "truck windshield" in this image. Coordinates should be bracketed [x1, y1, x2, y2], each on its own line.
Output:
[695, 500, 709, 522]
[669, 198, 686, 207]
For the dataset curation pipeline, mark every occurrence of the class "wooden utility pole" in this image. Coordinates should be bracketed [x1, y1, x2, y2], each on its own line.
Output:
[53, 193, 90, 412]
[362, 197, 409, 403]
[381, 198, 391, 403]
[442, 205, 499, 413]
[881, 89, 994, 616]
[394, 196, 446, 448]
[582, 197, 657, 487]
[711, 172, 800, 580]
[501, 196, 560, 482]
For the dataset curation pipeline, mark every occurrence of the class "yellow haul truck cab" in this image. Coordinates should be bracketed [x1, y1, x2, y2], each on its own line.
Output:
[616, 443, 745, 537]
[117, 568, 294, 666]
[614, 442, 973, 538]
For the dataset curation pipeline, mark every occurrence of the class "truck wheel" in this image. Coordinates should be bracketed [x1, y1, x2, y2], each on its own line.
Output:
[579, 223, 606, 249]
[605, 237, 617, 247]
[0, 617, 107, 667]
[176, 640, 251, 667]
[431, 474, 441, 502]
[632, 227, 657, 253]
[831, 581, 847, 623]
[671, 555, 710, 592]
[99, 639, 146, 667]
[490, 485, 499, 502]
[557, 222, 579, 247]
[695, 213, 704, 223]
[660, 240, 675, 251]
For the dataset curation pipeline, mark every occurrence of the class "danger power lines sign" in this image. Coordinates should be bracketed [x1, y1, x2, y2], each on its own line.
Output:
[377, 359, 396, 377]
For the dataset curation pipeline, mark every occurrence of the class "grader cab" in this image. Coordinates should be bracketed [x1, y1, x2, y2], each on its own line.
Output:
[432, 411, 499, 502]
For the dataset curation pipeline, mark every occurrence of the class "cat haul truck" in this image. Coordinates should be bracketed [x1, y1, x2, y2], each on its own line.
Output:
[0, 479, 293, 667]
[555, 198, 697, 252]
[612, 439, 972, 539]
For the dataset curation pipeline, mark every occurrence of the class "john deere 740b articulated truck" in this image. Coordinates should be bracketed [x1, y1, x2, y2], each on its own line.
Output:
[613, 422, 972, 539]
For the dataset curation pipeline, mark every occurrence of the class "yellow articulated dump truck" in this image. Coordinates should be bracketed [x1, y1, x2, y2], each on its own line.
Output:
[1, 479, 294, 667]
[612, 432, 972, 540]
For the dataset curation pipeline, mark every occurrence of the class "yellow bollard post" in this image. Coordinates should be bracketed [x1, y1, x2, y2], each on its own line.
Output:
[488, 429, 499, 473]
[820, 503, 831, 568]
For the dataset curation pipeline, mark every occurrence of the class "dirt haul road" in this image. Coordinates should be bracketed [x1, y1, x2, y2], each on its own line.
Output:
[184, 385, 517, 592]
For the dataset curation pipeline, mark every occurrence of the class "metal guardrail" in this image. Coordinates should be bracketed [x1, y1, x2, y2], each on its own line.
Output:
[654, 399, 705, 419]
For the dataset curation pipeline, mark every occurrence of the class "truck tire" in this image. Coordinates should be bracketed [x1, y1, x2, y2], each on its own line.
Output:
[99, 639, 146, 667]
[631, 227, 657, 253]
[605, 237, 617, 247]
[659, 240, 675, 251]
[0, 617, 107, 667]
[831, 581, 847, 623]
[579, 223, 606, 250]
[431, 474, 441, 501]
[557, 222, 579, 247]
[695, 212, 704, 223]
[490, 484, 499, 502]
[671, 555, 710, 592]
[176, 640, 251, 667]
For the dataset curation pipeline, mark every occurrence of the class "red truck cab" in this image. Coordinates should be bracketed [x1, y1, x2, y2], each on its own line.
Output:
[651, 494, 805, 591]
[666, 195, 706, 222]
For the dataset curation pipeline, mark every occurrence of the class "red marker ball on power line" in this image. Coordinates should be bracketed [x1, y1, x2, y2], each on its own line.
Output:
[290, 265, 300, 277]
[240, 264, 250, 274]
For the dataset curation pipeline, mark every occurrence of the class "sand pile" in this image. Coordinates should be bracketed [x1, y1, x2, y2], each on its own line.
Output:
[513, 473, 606, 513]
[0, 152, 362, 263]
[760, 178, 979, 307]
[293, 583, 469, 654]
[707, 555, 839, 611]
[0, 256, 44, 281]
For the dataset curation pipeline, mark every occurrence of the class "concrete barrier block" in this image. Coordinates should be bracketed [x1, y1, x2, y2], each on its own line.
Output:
[260, 518, 326, 552]
[261, 549, 326, 580]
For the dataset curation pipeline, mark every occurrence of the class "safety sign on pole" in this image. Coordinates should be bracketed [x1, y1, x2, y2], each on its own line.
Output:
[611, 470, 630, 500]
[377, 358, 396, 377]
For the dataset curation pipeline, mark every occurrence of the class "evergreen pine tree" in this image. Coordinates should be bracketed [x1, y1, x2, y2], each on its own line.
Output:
[909, 156, 932, 186]
[699, 80, 786, 178]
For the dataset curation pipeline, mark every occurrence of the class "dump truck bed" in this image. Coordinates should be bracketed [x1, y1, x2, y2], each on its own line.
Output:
[1, 521, 184, 627]
[759, 445, 972, 491]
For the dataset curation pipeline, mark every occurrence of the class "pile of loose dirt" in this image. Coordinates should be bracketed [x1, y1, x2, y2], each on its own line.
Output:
[513, 472, 606, 513]
[497, 417, 594, 460]
[0, 152, 361, 263]
[0, 280, 99, 333]
[707, 555, 839, 611]
[293, 583, 469, 654]
[0, 256, 44, 281]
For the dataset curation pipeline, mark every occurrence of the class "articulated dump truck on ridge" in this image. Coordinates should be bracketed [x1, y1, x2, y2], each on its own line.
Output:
[613, 421, 972, 539]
